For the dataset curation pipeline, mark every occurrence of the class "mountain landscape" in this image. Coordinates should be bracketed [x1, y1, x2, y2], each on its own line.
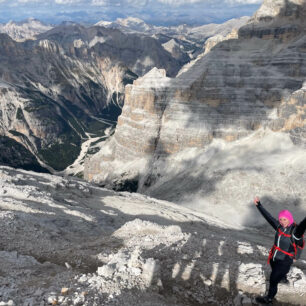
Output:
[0, 22, 194, 173]
[0, 165, 305, 305]
[95, 16, 250, 61]
[84, 0, 306, 225]
[0, 14, 250, 174]
[95, 16, 250, 42]
[0, 0, 306, 305]
[0, 18, 53, 42]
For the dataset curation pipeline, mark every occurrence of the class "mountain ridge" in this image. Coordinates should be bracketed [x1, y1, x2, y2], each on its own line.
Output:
[84, 0, 306, 224]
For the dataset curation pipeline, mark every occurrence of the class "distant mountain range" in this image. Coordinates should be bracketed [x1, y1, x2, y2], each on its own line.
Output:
[0, 16, 250, 61]
[95, 16, 250, 42]
[0, 18, 52, 42]
[0, 16, 250, 173]
[85, 0, 306, 215]
[96, 16, 250, 60]
[0, 20, 208, 172]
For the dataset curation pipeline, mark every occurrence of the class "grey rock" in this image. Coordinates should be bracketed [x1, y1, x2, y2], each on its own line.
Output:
[85, 0, 306, 215]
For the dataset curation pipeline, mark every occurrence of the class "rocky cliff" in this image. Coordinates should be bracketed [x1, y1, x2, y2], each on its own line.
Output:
[0, 23, 187, 171]
[37, 24, 182, 77]
[96, 16, 250, 63]
[0, 33, 129, 171]
[0, 18, 52, 42]
[84, 0, 306, 223]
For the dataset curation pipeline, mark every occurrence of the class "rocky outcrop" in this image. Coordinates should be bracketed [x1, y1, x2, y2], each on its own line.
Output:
[162, 39, 190, 63]
[1, 166, 306, 305]
[0, 136, 48, 172]
[239, 0, 306, 40]
[1, 22, 188, 171]
[37, 25, 182, 77]
[0, 33, 130, 170]
[84, 0, 306, 212]
[96, 16, 250, 65]
[95, 16, 250, 45]
[0, 18, 52, 42]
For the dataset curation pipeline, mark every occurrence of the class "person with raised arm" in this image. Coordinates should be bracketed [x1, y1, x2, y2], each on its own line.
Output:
[254, 196, 306, 304]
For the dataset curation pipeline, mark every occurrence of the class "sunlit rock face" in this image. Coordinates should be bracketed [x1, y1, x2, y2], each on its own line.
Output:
[0, 18, 52, 42]
[95, 16, 250, 67]
[0, 22, 194, 171]
[0, 33, 130, 171]
[37, 25, 182, 77]
[84, 0, 306, 209]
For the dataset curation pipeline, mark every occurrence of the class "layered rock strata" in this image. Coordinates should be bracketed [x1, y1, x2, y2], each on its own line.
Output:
[84, 0, 306, 217]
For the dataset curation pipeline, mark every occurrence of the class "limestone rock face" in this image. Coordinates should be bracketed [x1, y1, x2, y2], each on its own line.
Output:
[0, 22, 187, 171]
[96, 16, 250, 65]
[84, 0, 306, 213]
[252, 0, 305, 21]
[0, 136, 48, 172]
[239, 0, 306, 39]
[0, 18, 52, 42]
[37, 25, 182, 77]
[0, 31, 135, 171]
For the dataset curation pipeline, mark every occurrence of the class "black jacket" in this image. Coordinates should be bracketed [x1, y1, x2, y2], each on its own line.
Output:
[257, 202, 305, 262]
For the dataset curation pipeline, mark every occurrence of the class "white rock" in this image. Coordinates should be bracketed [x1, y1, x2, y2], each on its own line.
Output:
[130, 267, 142, 276]
[73, 295, 85, 306]
[47, 295, 57, 304]
[97, 265, 115, 278]
[0, 301, 15, 306]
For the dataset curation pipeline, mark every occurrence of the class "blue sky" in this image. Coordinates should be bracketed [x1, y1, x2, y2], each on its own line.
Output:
[0, 0, 263, 25]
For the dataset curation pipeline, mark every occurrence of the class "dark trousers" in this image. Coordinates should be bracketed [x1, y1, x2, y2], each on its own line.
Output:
[268, 260, 292, 298]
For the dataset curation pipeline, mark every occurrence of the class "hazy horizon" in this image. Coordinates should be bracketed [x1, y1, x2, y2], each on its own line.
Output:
[0, 0, 263, 26]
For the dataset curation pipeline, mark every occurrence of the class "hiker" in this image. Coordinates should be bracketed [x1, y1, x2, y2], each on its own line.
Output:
[253, 196, 306, 304]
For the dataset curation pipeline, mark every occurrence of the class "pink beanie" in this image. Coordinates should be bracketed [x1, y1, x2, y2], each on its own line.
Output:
[278, 210, 294, 225]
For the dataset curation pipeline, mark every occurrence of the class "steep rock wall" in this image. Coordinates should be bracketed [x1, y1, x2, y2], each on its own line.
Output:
[84, 0, 306, 222]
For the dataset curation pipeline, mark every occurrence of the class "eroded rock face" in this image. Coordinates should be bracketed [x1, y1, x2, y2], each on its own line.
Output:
[84, 0, 306, 208]
[0, 18, 52, 42]
[0, 22, 196, 171]
[239, 0, 306, 40]
[37, 25, 182, 77]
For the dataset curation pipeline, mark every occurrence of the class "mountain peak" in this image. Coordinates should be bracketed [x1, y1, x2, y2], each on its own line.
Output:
[116, 17, 146, 25]
[133, 67, 170, 88]
[253, 0, 306, 22]
[0, 18, 52, 42]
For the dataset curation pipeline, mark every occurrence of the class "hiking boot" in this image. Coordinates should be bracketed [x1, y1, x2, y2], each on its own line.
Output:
[279, 277, 289, 284]
[255, 295, 273, 304]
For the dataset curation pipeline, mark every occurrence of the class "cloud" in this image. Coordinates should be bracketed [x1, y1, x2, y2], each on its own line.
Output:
[55, 0, 82, 3]
[91, 0, 263, 7]
[16, 0, 83, 3]
[126, 0, 149, 6]
[18, 0, 42, 2]
[225, 0, 262, 4]
[2, 0, 263, 7]
[0, 0, 262, 25]
[156, 0, 203, 4]
[92, 0, 149, 6]
[91, 0, 110, 5]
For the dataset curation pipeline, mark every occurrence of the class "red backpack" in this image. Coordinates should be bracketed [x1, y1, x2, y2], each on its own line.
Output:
[268, 223, 305, 264]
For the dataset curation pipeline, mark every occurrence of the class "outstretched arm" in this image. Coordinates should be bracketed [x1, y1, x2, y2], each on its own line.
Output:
[254, 197, 278, 230]
[293, 217, 306, 239]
